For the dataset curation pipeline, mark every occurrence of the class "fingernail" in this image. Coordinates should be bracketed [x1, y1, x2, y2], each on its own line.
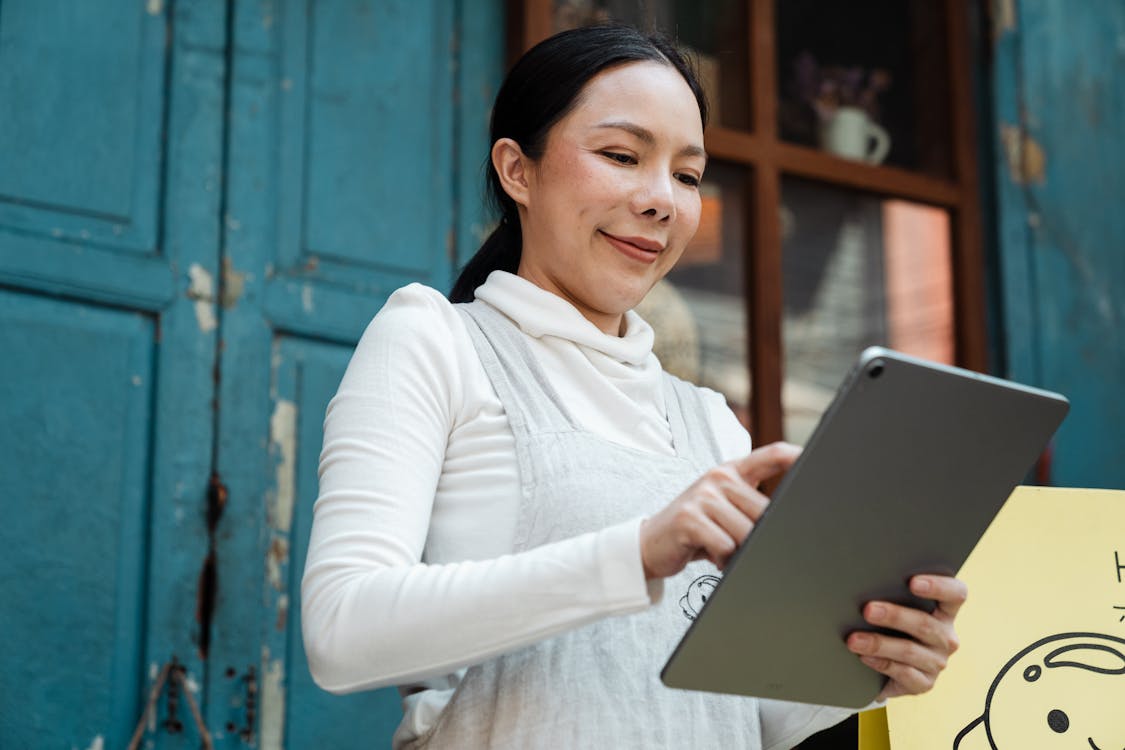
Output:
[851, 634, 872, 650]
[869, 604, 886, 621]
[914, 578, 932, 594]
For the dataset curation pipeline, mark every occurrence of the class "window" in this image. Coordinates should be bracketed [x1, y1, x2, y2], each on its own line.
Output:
[511, 0, 986, 446]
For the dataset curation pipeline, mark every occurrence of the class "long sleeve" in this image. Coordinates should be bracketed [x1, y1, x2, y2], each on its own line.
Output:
[300, 285, 655, 693]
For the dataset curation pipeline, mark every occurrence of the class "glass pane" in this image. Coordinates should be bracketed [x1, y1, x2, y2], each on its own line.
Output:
[781, 177, 954, 444]
[554, 0, 751, 130]
[638, 161, 752, 428]
[776, 0, 953, 176]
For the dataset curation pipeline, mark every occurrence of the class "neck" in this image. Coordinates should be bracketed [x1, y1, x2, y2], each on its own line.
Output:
[514, 265, 625, 336]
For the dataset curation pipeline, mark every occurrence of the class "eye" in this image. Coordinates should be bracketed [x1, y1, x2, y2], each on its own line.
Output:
[675, 173, 700, 188]
[600, 151, 636, 165]
[1047, 709, 1069, 733]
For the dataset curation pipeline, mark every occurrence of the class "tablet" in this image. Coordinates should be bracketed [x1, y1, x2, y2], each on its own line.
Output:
[660, 347, 1069, 708]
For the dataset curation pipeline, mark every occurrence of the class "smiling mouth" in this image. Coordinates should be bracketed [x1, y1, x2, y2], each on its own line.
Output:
[599, 231, 662, 264]
[1087, 738, 1100, 750]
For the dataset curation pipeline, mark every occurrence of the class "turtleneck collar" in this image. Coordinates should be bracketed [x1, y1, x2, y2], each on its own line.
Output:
[474, 271, 655, 366]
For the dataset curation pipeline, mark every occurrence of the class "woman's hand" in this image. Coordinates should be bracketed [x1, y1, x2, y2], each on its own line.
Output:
[847, 575, 969, 701]
[639, 442, 801, 580]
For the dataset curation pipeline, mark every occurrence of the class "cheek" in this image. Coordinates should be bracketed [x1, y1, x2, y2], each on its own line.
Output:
[542, 154, 616, 219]
[670, 194, 702, 246]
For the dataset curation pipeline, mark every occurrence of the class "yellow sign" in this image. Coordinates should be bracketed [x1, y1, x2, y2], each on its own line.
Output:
[886, 486, 1125, 750]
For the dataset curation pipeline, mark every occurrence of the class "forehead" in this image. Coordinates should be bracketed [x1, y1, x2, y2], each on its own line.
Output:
[561, 61, 704, 142]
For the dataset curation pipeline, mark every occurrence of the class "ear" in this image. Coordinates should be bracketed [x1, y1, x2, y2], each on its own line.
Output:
[491, 137, 532, 208]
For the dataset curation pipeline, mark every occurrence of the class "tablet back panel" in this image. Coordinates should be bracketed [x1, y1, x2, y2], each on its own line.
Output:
[660, 347, 1069, 708]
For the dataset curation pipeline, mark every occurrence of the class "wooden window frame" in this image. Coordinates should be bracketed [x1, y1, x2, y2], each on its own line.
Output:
[509, 0, 986, 444]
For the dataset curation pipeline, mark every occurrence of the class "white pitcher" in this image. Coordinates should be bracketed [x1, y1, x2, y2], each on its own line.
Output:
[819, 106, 891, 164]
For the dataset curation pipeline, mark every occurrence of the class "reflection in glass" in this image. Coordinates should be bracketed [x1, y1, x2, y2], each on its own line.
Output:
[776, 0, 952, 176]
[781, 178, 953, 443]
[554, 0, 750, 130]
[638, 162, 751, 428]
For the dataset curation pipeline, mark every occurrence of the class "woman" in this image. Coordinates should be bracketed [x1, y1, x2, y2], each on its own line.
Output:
[302, 24, 966, 749]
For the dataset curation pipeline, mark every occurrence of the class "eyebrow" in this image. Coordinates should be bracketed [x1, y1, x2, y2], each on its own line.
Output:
[593, 120, 707, 160]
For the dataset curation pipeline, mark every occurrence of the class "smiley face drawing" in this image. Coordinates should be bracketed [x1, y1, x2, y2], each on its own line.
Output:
[679, 575, 721, 621]
[953, 632, 1125, 750]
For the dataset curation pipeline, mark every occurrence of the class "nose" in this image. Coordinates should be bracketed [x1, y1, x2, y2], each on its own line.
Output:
[632, 169, 676, 223]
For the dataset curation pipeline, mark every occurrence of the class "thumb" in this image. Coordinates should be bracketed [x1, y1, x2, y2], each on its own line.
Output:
[733, 442, 802, 486]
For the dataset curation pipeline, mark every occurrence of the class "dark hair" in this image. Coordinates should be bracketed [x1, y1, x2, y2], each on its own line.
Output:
[448, 24, 709, 303]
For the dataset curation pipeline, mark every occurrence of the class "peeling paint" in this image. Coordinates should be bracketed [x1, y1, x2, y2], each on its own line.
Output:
[269, 399, 297, 533]
[276, 593, 289, 631]
[82, 736, 104, 750]
[999, 123, 1047, 185]
[146, 664, 159, 733]
[146, 0, 163, 15]
[992, 0, 1016, 38]
[267, 537, 290, 591]
[183, 671, 201, 695]
[260, 647, 286, 750]
[221, 257, 247, 309]
[188, 263, 218, 332]
[301, 284, 314, 313]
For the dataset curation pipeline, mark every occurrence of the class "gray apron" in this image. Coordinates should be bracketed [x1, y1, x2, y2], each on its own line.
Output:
[412, 301, 763, 748]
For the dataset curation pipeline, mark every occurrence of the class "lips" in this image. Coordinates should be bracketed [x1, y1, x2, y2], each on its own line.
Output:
[600, 231, 665, 264]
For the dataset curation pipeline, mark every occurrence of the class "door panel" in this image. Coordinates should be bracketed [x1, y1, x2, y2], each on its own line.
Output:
[0, 2, 226, 748]
[0, 0, 165, 250]
[207, 0, 503, 745]
[302, 1, 452, 276]
[0, 291, 153, 749]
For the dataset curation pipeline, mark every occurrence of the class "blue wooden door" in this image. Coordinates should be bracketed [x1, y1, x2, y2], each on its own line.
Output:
[0, 1, 225, 748]
[991, 0, 1125, 488]
[1, 0, 501, 747]
[203, 1, 501, 747]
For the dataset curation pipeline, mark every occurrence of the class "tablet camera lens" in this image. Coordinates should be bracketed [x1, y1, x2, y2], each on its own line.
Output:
[868, 361, 885, 379]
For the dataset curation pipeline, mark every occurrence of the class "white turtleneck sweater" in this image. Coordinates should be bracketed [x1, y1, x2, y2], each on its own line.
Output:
[301, 271, 858, 748]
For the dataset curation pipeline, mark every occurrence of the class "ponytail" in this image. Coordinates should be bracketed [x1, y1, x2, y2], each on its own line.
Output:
[449, 217, 521, 303]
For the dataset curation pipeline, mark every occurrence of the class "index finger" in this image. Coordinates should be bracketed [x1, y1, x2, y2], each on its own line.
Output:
[911, 575, 969, 620]
[732, 442, 802, 487]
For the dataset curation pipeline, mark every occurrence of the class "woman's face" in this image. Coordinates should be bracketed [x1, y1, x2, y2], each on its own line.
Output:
[505, 61, 706, 334]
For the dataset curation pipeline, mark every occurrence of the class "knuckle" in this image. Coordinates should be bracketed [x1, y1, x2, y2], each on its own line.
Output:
[703, 466, 729, 484]
[672, 508, 701, 534]
[946, 633, 961, 654]
[902, 641, 924, 665]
